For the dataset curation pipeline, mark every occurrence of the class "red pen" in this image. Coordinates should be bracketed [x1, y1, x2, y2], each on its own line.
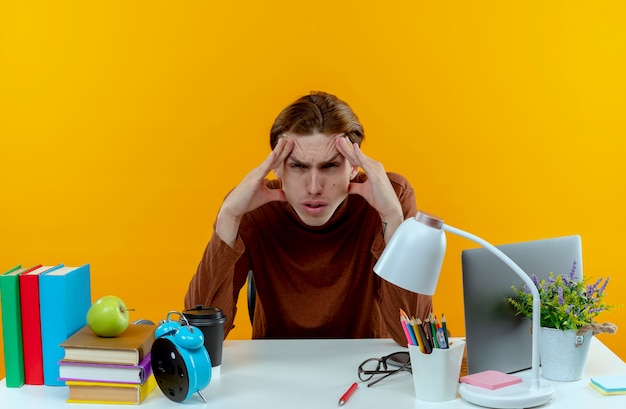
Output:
[338, 382, 358, 406]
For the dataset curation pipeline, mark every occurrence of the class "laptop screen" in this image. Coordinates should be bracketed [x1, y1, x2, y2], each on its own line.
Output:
[461, 235, 583, 374]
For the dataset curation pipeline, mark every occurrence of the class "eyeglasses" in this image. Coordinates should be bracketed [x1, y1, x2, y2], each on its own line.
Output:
[357, 351, 411, 387]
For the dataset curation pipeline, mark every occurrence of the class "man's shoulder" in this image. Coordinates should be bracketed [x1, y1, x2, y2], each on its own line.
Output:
[386, 172, 414, 203]
[386, 171, 411, 187]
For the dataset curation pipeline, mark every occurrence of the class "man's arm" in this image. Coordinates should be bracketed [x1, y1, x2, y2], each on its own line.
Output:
[184, 232, 249, 337]
[185, 138, 294, 334]
[215, 137, 293, 247]
[371, 172, 433, 346]
[380, 283, 433, 346]
[335, 137, 404, 244]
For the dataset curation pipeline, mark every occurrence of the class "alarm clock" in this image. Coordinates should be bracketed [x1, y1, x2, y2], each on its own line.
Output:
[151, 311, 212, 403]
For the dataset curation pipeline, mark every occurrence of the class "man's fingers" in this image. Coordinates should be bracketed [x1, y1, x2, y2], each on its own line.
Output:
[256, 138, 287, 177]
[266, 137, 294, 170]
[336, 137, 360, 166]
[275, 138, 294, 163]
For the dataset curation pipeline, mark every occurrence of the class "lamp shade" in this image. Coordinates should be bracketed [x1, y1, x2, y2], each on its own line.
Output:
[373, 213, 446, 295]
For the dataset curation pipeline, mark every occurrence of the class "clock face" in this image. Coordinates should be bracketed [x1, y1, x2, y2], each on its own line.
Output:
[151, 337, 191, 402]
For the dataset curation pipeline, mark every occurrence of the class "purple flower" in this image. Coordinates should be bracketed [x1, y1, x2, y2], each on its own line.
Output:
[599, 277, 610, 294]
[509, 267, 616, 332]
[588, 277, 602, 292]
[531, 274, 540, 287]
[557, 287, 564, 305]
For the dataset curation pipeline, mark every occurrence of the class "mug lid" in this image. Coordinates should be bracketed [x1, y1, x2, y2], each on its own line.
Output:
[182, 305, 225, 320]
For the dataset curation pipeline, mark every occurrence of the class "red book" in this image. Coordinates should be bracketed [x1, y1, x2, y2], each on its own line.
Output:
[19, 264, 63, 385]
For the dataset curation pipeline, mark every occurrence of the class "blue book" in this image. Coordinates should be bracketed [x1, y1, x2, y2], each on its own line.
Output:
[39, 264, 92, 386]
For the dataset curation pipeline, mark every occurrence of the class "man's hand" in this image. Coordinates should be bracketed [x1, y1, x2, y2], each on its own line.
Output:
[336, 137, 404, 242]
[216, 138, 294, 247]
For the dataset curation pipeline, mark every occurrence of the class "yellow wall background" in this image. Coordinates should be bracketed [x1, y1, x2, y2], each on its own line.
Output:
[1, 1, 625, 379]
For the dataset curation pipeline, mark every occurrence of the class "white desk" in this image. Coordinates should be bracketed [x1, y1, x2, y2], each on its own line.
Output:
[2, 337, 625, 408]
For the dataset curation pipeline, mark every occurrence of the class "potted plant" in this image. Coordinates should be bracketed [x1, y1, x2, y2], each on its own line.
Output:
[509, 261, 619, 381]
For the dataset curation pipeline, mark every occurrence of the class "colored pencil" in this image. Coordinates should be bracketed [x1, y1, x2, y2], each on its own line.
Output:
[441, 314, 450, 347]
[410, 318, 426, 354]
[400, 315, 418, 346]
[416, 318, 433, 354]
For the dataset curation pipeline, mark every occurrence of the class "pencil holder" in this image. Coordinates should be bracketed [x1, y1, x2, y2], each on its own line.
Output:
[408, 338, 465, 402]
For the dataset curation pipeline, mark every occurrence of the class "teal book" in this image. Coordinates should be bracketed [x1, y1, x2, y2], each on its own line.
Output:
[0, 264, 40, 387]
[39, 264, 92, 386]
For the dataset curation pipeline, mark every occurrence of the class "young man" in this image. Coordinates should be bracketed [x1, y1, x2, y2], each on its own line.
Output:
[184, 91, 432, 346]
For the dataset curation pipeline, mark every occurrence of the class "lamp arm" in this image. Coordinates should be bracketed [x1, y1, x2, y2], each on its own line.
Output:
[443, 224, 542, 389]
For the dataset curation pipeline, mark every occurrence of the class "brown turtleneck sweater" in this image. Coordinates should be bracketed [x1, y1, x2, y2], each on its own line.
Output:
[184, 172, 433, 346]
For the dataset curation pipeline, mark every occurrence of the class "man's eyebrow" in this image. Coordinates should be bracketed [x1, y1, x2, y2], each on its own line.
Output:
[286, 154, 307, 165]
[322, 154, 342, 164]
[288, 153, 342, 166]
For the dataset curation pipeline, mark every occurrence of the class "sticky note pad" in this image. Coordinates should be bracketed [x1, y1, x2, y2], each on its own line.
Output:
[460, 370, 522, 390]
[590, 375, 626, 394]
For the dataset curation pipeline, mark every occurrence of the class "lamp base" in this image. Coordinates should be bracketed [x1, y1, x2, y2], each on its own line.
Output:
[459, 379, 555, 409]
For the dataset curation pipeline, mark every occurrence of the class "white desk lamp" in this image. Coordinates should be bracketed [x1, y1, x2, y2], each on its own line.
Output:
[374, 211, 555, 409]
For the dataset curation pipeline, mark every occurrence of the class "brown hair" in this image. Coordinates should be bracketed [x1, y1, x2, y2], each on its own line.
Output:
[269, 91, 365, 149]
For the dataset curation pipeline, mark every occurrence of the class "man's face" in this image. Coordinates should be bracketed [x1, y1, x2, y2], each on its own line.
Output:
[276, 132, 358, 226]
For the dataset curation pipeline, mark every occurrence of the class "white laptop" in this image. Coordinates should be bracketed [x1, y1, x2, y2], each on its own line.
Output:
[461, 235, 583, 374]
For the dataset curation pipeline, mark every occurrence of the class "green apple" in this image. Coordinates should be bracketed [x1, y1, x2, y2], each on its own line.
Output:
[87, 295, 132, 337]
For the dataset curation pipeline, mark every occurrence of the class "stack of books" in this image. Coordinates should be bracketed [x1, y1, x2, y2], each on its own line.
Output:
[0, 264, 91, 387]
[59, 323, 157, 404]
